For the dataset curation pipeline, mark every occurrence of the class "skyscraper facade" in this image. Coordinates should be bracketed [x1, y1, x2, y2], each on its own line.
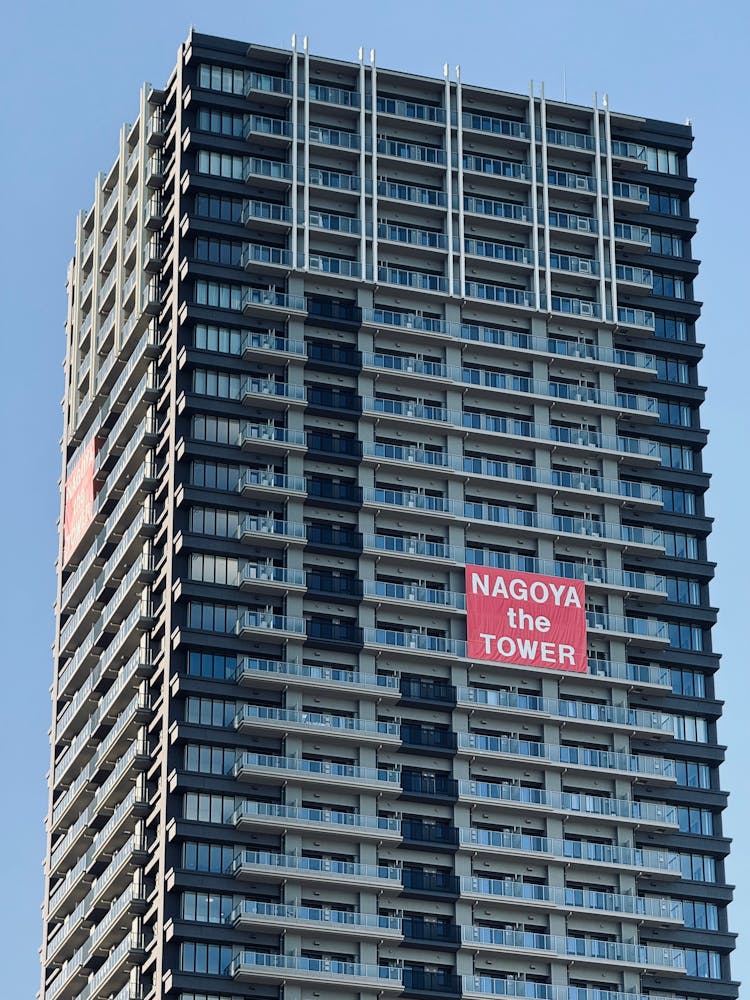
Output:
[42, 30, 737, 1000]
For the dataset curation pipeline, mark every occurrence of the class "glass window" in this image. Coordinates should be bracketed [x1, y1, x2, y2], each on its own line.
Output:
[675, 760, 711, 788]
[667, 622, 704, 651]
[672, 713, 710, 742]
[198, 63, 245, 95]
[644, 145, 680, 175]
[658, 399, 692, 427]
[187, 650, 237, 680]
[664, 574, 702, 605]
[671, 668, 707, 698]
[663, 530, 700, 559]
[662, 487, 697, 515]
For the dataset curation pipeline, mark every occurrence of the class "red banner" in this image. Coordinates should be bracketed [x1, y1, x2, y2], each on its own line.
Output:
[63, 438, 97, 563]
[465, 565, 587, 673]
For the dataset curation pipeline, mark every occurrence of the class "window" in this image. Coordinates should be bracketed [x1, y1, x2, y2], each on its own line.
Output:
[185, 697, 237, 727]
[663, 530, 699, 559]
[197, 107, 245, 137]
[195, 280, 243, 310]
[191, 460, 243, 492]
[187, 600, 240, 633]
[683, 899, 719, 930]
[660, 443, 694, 470]
[672, 713, 710, 742]
[649, 188, 682, 215]
[653, 272, 686, 299]
[180, 940, 234, 974]
[654, 312, 688, 340]
[190, 506, 241, 538]
[671, 668, 707, 698]
[195, 237, 243, 267]
[644, 145, 680, 174]
[683, 948, 722, 979]
[183, 793, 237, 824]
[195, 193, 244, 224]
[198, 63, 245, 95]
[662, 487, 697, 515]
[189, 552, 240, 586]
[182, 891, 234, 924]
[658, 399, 692, 427]
[651, 230, 684, 256]
[675, 760, 711, 789]
[194, 323, 244, 355]
[655, 357, 690, 384]
[664, 574, 701, 605]
[187, 650, 237, 681]
[668, 622, 704, 651]
[184, 744, 236, 775]
[192, 368, 243, 400]
[191, 414, 242, 446]
[677, 806, 714, 835]
[679, 852, 717, 881]
[196, 149, 245, 180]
[182, 840, 236, 874]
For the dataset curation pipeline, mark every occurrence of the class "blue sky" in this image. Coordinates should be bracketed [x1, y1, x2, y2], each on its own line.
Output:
[2, 1, 747, 994]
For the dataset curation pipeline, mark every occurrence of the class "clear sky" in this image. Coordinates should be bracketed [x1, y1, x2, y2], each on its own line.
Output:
[2, 1, 747, 994]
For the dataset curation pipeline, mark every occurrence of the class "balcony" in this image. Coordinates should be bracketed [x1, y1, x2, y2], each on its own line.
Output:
[236, 516, 306, 546]
[461, 415, 660, 460]
[614, 222, 651, 245]
[462, 112, 529, 139]
[460, 875, 681, 923]
[238, 469, 305, 496]
[231, 901, 402, 938]
[234, 656, 400, 697]
[464, 196, 531, 223]
[379, 95, 446, 123]
[308, 124, 360, 149]
[458, 733, 675, 780]
[233, 753, 400, 791]
[549, 295, 607, 320]
[241, 199, 293, 227]
[547, 209, 597, 234]
[241, 287, 306, 317]
[545, 126, 596, 151]
[364, 580, 466, 612]
[466, 282, 535, 307]
[245, 72, 293, 97]
[378, 179, 447, 207]
[241, 376, 306, 405]
[455, 686, 674, 736]
[612, 179, 649, 202]
[548, 168, 596, 192]
[238, 563, 305, 592]
[377, 266, 449, 293]
[462, 926, 683, 972]
[239, 423, 306, 451]
[308, 167, 361, 192]
[379, 223, 449, 250]
[308, 209, 361, 235]
[244, 157, 293, 184]
[234, 610, 305, 639]
[230, 851, 400, 894]
[234, 705, 400, 743]
[458, 780, 677, 828]
[459, 828, 681, 876]
[465, 239, 534, 265]
[232, 801, 401, 840]
[616, 264, 653, 287]
[308, 253, 361, 277]
[378, 137, 447, 164]
[230, 951, 403, 989]
[310, 83, 361, 107]
[244, 114, 292, 141]
[241, 243, 293, 272]
[464, 154, 530, 179]
[618, 306, 656, 329]
[363, 395, 451, 425]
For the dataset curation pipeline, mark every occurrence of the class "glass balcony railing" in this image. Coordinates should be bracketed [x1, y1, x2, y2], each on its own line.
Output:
[238, 469, 305, 494]
[236, 517, 306, 543]
[463, 926, 683, 969]
[308, 209, 361, 234]
[464, 154, 529, 179]
[244, 115, 292, 139]
[548, 209, 597, 233]
[378, 180, 447, 206]
[365, 628, 464, 657]
[364, 580, 465, 610]
[231, 900, 401, 933]
[308, 254, 361, 277]
[308, 125, 360, 149]
[461, 874, 681, 920]
[614, 221, 651, 244]
[234, 704, 399, 738]
[230, 850, 402, 883]
[459, 780, 677, 826]
[232, 800, 401, 834]
[464, 196, 530, 221]
[310, 83, 360, 107]
[234, 611, 305, 635]
[547, 168, 596, 192]
[618, 306, 656, 329]
[241, 288, 306, 312]
[549, 251, 600, 276]
[379, 96, 445, 123]
[459, 827, 680, 873]
[544, 126, 595, 150]
[456, 687, 673, 733]
[230, 951, 403, 984]
[234, 656, 399, 693]
[616, 264, 653, 286]
[465, 239, 534, 265]
[462, 112, 529, 138]
[239, 423, 306, 448]
[361, 306, 449, 334]
[238, 564, 304, 588]
[378, 266, 449, 292]
[241, 244, 293, 269]
[610, 139, 648, 161]
[234, 753, 400, 786]
[378, 138, 447, 164]
[244, 158, 293, 182]
[241, 377, 306, 401]
[308, 167, 360, 191]
[612, 179, 649, 201]
[466, 282, 535, 306]
[379, 223, 449, 249]
[458, 733, 674, 777]
[363, 396, 451, 422]
[245, 72, 293, 96]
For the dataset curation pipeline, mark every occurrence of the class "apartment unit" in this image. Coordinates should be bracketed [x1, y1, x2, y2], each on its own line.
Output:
[41, 29, 737, 1000]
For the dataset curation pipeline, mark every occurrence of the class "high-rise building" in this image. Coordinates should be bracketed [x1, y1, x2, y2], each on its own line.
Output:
[41, 29, 737, 1000]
